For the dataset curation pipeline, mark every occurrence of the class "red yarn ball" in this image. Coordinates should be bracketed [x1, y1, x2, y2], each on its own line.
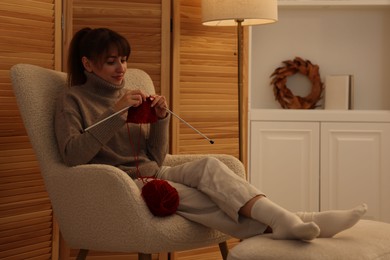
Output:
[141, 179, 179, 217]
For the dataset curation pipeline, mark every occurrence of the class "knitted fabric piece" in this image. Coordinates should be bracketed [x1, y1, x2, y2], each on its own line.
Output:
[127, 97, 158, 124]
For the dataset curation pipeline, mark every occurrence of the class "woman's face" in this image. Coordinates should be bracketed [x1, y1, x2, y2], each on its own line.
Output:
[83, 48, 128, 86]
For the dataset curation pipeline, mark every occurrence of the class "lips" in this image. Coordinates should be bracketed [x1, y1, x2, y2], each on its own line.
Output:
[113, 75, 124, 81]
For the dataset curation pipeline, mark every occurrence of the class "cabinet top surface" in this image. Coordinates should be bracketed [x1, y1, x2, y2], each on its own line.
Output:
[250, 109, 390, 122]
[278, 0, 390, 6]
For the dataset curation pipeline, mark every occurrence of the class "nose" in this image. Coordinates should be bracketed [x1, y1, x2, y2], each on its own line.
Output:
[116, 62, 126, 73]
[116, 63, 125, 72]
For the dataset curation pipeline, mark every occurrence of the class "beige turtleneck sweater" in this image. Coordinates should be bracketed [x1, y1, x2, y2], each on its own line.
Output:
[54, 71, 170, 178]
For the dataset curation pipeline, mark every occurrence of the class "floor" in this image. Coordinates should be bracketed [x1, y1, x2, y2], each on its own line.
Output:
[67, 239, 240, 260]
[171, 239, 240, 260]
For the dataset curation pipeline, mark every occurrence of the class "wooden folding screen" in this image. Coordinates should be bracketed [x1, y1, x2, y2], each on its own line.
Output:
[0, 0, 244, 258]
[69, 0, 245, 160]
[62, 0, 170, 258]
[69, 0, 171, 98]
[0, 0, 61, 259]
[171, 0, 245, 161]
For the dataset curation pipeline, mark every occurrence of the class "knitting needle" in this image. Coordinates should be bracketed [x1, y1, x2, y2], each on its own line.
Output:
[165, 108, 214, 144]
[84, 106, 128, 132]
[84, 106, 215, 144]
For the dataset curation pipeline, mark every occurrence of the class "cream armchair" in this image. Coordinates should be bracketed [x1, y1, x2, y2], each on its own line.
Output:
[10, 64, 246, 260]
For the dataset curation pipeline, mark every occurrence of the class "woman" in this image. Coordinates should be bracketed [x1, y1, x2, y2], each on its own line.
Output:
[55, 27, 367, 241]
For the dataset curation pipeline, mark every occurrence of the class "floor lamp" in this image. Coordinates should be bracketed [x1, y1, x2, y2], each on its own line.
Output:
[201, 0, 278, 162]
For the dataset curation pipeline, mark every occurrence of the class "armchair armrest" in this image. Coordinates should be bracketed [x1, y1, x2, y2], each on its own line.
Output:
[48, 163, 227, 252]
[47, 163, 154, 250]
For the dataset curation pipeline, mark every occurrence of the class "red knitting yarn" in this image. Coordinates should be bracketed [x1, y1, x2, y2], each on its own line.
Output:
[127, 97, 159, 124]
[126, 97, 179, 217]
[141, 179, 179, 217]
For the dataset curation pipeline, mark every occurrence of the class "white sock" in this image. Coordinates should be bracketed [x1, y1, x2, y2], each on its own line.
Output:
[296, 203, 367, 238]
[251, 197, 320, 240]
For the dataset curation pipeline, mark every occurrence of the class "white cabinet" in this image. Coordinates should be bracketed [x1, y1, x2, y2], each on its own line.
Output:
[249, 110, 390, 223]
[321, 122, 390, 221]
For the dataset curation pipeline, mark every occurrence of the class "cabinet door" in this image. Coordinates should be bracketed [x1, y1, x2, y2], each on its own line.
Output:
[321, 122, 390, 222]
[250, 121, 320, 212]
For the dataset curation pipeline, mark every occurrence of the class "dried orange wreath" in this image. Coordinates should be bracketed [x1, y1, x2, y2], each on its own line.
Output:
[270, 57, 324, 109]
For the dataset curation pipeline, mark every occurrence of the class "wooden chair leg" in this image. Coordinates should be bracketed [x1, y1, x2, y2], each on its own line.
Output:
[138, 253, 152, 260]
[219, 241, 229, 260]
[76, 249, 89, 260]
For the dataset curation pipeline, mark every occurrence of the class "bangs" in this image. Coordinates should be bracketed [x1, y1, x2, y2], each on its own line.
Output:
[113, 37, 131, 58]
[87, 29, 131, 65]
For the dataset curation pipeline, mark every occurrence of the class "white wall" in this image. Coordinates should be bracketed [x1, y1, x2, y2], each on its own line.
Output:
[250, 6, 390, 110]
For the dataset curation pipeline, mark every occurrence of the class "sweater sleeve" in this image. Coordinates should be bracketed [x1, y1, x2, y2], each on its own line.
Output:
[54, 93, 126, 166]
[146, 114, 170, 166]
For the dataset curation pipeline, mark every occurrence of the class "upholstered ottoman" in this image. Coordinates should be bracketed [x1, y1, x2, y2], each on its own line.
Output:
[228, 220, 390, 260]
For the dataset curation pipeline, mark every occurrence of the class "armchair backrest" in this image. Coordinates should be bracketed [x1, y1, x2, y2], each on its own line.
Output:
[11, 64, 67, 172]
[10, 63, 155, 182]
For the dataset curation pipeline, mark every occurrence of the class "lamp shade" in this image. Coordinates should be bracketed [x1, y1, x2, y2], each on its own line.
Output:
[201, 0, 278, 26]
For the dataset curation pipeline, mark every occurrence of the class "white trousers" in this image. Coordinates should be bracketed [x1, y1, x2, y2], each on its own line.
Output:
[155, 157, 268, 239]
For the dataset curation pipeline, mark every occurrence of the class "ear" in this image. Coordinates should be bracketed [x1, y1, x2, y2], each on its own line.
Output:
[81, 56, 93, 72]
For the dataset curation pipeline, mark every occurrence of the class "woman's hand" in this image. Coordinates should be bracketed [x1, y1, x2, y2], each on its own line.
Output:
[114, 89, 148, 112]
[149, 95, 168, 119]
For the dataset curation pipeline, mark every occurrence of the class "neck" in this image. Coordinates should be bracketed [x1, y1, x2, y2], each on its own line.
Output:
[83, 71, 125, 96]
